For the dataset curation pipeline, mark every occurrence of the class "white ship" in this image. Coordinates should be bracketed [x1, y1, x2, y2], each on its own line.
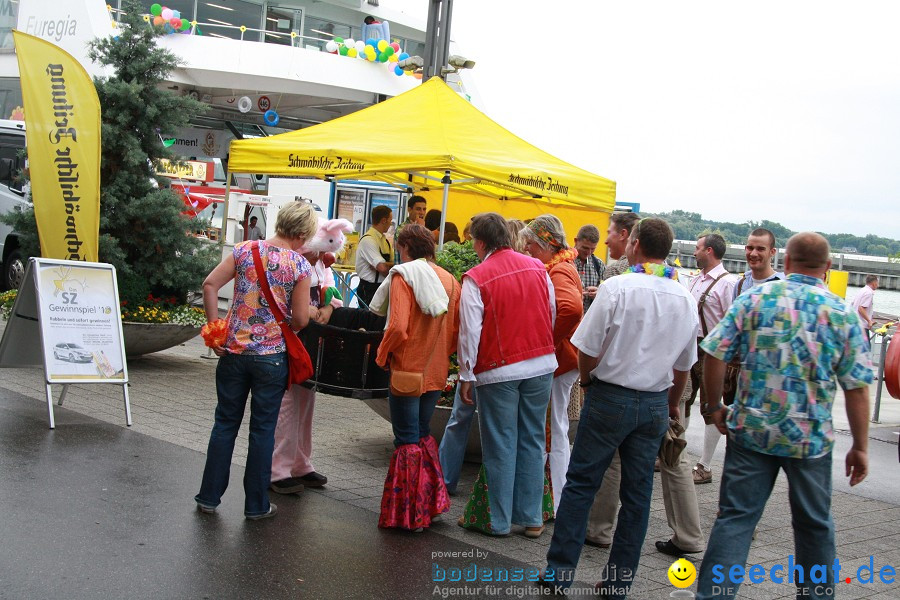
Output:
[0, 0, 477, 245]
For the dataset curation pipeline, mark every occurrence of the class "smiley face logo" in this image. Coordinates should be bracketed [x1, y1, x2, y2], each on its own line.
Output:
[668, 558, 697, 588]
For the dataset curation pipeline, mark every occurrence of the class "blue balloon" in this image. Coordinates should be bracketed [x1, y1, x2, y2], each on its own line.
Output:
[394, 66, 403, 76]
[398, 52, 409, 61]
[263, 110, 280, 127]
[366, 38, 377, 48]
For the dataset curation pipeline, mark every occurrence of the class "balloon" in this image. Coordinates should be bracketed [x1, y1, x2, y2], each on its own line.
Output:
[170, 18, 181, 29]
[334, 36, 344, 44]
[344, 38, 355, 49]
[347, 48, 358, 58]
[384, 46, 394, 57]
[355, 40, 365, 52]
[391, 42, 401, 52]
[394, 66, 403, 76]
[398, 52, 410, 61]
[153, 15, 164, 26]
[388, 54, 398, 63]
[325, 41, 338, 53]
[161, 8, 173, 20]
[377, 39, 388, 52]
[366, 38, 377, 48]
[150, 3, 162, 16]
[338, 45, 348, 56]
[173, 10, 180, 19]
[181, 19, 191, 30]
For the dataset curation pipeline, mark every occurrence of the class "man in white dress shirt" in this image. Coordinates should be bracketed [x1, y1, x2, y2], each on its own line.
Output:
[542, 217, 698, 597]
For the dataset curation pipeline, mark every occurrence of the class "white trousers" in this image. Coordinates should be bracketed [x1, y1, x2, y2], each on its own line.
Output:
[545, 369, 579, 512]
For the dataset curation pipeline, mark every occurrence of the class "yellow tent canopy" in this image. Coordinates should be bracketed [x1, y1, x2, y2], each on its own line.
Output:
[228, 77, 615, 210]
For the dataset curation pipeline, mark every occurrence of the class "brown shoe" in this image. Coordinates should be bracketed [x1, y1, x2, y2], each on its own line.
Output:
[524, 525, 545, 538]
[692, 463, 712, 484]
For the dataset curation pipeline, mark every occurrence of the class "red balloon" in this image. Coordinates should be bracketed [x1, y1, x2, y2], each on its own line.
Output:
[390, 42, 400, 52]
[170, 18, 182, 28]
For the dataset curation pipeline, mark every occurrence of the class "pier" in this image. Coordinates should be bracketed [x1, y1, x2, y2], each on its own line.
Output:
[669, 240, 900, 291]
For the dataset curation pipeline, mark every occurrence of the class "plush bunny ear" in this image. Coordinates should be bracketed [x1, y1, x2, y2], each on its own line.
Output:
[329, 218, 353, 234]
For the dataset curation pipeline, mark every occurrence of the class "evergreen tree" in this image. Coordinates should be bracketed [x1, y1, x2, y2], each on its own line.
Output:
[5, 0, 217, 302]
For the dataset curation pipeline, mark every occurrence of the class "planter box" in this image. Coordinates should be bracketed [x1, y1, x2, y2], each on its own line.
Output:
[121, 322, 200, 357]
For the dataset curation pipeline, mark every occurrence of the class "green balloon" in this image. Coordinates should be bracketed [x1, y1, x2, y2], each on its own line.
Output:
[384, 46, 394, 56]
[334, 36, 344, 44]
[150, 4, 162, 16]
[181, 19, 191, 30]
[339, 46, 348, 56]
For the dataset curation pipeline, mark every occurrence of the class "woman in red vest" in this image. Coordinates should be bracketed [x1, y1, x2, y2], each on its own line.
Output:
[521, 215, 584, 513]
[456, 213, 558, 537]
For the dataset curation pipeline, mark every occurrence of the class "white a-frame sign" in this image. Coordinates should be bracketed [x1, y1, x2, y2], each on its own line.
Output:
[0, 258, 131, 428]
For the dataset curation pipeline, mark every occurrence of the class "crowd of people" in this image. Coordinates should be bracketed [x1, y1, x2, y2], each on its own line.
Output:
[195, 198, 875, 599]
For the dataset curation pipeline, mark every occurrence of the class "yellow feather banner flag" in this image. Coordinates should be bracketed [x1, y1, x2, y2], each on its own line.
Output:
[13, 30, 100, 262]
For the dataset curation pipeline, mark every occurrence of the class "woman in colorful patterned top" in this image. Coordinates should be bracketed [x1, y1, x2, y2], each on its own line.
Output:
[195, 201, 318, 520]
[521, 215, 584, 514]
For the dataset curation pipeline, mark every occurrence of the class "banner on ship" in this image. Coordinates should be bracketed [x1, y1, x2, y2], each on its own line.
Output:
[13, 30, 100, 262]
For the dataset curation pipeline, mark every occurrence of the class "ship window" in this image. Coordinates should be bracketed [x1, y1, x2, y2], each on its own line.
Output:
[196, 0, 262, 41]
[304, 16, 354, 51]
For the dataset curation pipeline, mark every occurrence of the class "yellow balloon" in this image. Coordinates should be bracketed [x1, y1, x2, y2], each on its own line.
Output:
[348, 48, 358, 58]
[388, 54, 399, 62]
[377, 39, 388, 52]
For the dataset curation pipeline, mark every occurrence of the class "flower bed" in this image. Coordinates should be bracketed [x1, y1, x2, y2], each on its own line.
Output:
[1, 289, 205, 328]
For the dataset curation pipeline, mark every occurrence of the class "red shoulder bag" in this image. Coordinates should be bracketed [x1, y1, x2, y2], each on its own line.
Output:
[251, 242, 314, 386]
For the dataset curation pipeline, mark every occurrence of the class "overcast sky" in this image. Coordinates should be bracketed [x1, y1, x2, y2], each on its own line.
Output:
[392, 1, 900, 238]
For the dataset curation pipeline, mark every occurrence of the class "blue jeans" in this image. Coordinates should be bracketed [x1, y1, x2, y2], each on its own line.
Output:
[388, 389, 441, 446]
[545, 381, 669, 597]
[438, 383, 478, 493]
[696, 438, 835, 600]
[478, 373, 553, 535]
[195, 352, 287, 517]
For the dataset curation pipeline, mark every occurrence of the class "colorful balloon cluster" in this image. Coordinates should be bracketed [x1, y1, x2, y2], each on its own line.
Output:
[324, 37, 413, 76]
[149, 4, 192, 33]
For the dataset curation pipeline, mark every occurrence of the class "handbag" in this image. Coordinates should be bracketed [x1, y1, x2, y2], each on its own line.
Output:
[251, 242, 314, 386]
[658, 419, 687, 469]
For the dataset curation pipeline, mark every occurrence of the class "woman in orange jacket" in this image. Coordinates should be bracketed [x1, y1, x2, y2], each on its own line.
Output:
[374, 224, 460, 532]
[522, 215, 584, 512]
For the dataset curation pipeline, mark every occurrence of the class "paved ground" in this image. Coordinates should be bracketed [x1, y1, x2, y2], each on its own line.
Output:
[1, 331, 899, 599]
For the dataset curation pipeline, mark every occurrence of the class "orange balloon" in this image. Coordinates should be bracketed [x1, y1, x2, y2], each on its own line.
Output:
[153, 15, 164, 26]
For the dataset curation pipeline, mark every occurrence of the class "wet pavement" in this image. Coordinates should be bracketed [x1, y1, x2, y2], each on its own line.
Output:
[1, 331, 899, 599]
